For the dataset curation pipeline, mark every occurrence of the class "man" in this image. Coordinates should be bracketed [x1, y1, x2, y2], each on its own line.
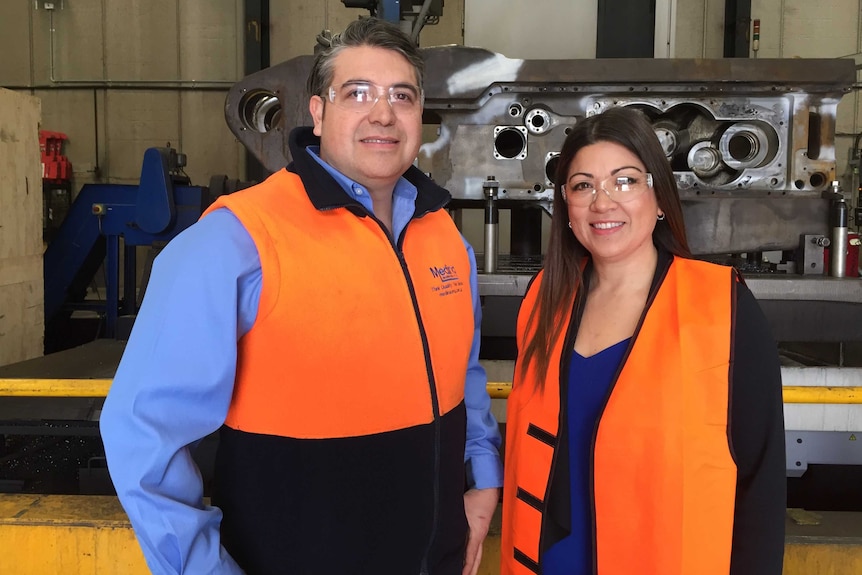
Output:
[100, 17, 502, 575]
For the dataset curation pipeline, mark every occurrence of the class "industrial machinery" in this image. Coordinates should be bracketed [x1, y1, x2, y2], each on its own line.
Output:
[339, 0, 442, 36]
[1, 147, 239, 494]
[43, 147, 214, 352]
[223, 48, 862, 494]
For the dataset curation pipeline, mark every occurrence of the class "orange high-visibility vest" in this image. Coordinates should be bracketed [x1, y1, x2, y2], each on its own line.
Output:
[204, 168, 474, 438]
[502, 257, 738, 575]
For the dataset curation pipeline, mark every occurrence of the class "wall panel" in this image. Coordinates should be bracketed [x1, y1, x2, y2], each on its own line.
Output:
[0, 2, 32, 85]
[104, 0, 178, 80]
[465, 0, 597, 59]
[33, 2, 106, 83]
[0, 89, 43, 366]
[104, 91, 180, 182]
[181, 91, 245, 186]
[179, 0, 241, 81]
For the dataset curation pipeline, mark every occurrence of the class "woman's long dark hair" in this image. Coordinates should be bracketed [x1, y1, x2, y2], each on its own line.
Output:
[517, 107, 692, 385]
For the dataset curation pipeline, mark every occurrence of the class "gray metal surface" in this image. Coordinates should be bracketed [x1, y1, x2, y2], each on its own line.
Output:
[477, 273, 862, 343]
[786, 430, 862, 477]
[745, 276, 862, 303]
[477, 272, 862, 302]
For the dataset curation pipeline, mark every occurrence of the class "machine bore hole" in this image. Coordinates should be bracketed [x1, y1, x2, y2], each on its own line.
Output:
[545, 156, 560, 184]
[728, 133, 756, 162]
[794, 179, 805, 189]
[808, 111, 822, 160]
[494, 128, 526, 159]
[239, 90, 282, 133]
[809, 172, 826, 189]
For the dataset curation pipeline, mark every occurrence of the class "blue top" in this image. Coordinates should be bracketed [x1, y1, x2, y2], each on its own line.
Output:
[542, 338, 630, 575]
[99, 148, 503, 575]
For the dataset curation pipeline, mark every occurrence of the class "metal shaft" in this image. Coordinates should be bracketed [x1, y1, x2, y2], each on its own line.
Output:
[483, 176, 500, 274]
[831, 195, 848, 278]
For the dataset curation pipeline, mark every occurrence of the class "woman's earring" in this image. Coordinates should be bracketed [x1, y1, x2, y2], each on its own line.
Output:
[567, 221, 572, 229]
[657, 213, 665, 221]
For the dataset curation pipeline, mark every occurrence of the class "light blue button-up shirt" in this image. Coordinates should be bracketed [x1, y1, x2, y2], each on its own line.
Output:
[100, 148, 503, 575]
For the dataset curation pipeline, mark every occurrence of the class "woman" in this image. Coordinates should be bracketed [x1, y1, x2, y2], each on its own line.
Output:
[501, 107, 785, 575]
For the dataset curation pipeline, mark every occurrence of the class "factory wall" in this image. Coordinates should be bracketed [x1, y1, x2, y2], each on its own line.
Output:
[0, 0, 246, 191]
[0, 0, 860, 262]
[0, 0, 464, 191]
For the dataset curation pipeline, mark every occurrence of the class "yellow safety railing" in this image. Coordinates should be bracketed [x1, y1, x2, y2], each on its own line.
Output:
[0, 378, 861, 404]
[0, 379, 112, 397]
[487, 382, 862, 404]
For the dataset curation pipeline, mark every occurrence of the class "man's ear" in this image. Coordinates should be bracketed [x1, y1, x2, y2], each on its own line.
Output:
[309, 95, 324, 137]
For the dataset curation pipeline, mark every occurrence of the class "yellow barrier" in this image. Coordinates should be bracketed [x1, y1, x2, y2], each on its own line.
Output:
[488, 382, 862, 403]
[0, 378, 861, 404]
[0, 378, 112, 397]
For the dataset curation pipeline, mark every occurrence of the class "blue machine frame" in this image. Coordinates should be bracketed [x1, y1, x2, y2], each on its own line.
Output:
[44, 148, 210, 339]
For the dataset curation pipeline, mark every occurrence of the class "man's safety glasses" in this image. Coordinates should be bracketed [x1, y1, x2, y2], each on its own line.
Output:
[326, 81, 424, 113]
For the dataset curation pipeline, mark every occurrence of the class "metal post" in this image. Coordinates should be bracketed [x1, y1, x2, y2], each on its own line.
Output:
[105, 235, 119, 338]
[123, 242, 136, 316]
[831, 180, 848, 278]
[483, 176, 500, 274]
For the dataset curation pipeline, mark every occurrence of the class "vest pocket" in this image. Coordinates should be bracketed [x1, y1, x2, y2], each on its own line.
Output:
[526, 423, 556, 447]
[516, 487, 544, 511]
[514, 548, 541, 573]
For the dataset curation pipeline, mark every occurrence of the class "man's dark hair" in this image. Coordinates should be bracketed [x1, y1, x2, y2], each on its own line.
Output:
[307, 17, 425, 98]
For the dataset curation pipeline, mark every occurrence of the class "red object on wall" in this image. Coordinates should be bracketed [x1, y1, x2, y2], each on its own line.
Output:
[848, 232, 860, 277]
[39, 130, 72, 182]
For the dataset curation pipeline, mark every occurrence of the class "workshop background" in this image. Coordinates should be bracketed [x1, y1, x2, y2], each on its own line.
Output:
[2, 1, 862, 574]
[3, 0, 862, 366]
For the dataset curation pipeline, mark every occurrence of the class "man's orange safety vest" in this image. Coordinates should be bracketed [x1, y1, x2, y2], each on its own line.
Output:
[205, 168, 474, 438]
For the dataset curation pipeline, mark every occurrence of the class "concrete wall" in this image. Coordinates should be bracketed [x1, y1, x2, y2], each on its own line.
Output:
[0, 89, 43, 366]
[0, 0, 246, 192]
[0, 1, 465, 192]
[670, 0, 727, 58]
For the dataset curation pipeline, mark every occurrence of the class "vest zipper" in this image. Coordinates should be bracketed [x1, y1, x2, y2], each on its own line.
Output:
[325, 207, 445, 574]
[587, 259, 672, 574]
[392, 224, 442, 575]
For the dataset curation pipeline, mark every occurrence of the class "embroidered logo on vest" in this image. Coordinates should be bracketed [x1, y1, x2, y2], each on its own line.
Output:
[429, 264, 464, 297]
[430, 264, 459, 282]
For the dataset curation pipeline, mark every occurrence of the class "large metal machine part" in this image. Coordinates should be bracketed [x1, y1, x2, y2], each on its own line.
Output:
[224, 48, 856, 255]
[224, 49, 862, 484]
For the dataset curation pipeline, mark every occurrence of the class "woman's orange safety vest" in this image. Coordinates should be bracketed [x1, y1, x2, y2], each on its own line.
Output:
[503, 257, 738, 575]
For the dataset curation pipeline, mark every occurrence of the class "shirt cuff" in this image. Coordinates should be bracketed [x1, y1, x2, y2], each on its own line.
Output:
[466, 453, 504, 490]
